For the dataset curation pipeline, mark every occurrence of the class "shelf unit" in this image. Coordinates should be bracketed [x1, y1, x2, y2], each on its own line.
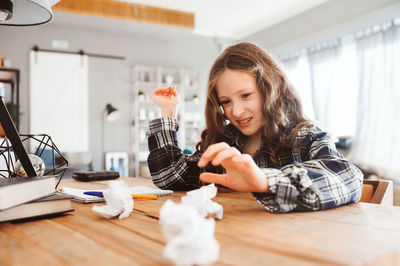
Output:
[0, 67, 20, 130]
[131, 65, 204, 177]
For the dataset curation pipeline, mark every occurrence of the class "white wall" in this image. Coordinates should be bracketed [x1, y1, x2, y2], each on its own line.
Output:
[246, 0, 400, 55]
[88, 57, 130, 171]
[0, 13, 229, 172]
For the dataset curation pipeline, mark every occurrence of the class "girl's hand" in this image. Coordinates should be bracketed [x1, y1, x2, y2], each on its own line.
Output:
[197, 142, 269, 192]
[151, 86, 181, 118]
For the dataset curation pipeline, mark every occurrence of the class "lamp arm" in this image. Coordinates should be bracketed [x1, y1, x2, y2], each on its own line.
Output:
[100, 109, 106, 170]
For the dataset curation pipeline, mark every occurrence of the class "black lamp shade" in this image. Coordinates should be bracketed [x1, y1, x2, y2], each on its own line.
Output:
[105, 104, 117, 115]
[0, 0, 12, 21]
[0, 0, 53, 26]
[105, 103, 119, 121]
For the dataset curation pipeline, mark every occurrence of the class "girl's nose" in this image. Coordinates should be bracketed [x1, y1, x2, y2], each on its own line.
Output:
[232, 101, 245, 117]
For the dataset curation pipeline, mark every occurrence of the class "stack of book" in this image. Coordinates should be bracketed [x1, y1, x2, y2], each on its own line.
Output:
[0, 176, 73, 222]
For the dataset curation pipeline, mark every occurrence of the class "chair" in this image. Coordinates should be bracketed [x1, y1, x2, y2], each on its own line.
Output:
[359, 180, 393, 206]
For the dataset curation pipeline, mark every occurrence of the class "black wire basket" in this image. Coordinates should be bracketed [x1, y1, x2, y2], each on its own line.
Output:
[0, 134, 68, 188]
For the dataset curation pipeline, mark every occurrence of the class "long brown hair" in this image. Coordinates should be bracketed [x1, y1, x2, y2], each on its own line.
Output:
[197, 42, 310, 164]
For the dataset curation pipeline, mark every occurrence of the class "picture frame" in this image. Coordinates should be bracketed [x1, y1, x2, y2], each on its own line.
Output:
[105, 152, 129, 177]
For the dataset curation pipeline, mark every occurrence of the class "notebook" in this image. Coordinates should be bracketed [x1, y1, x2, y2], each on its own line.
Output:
[0, 192, 73, 223]
[61, 186, 173, 203]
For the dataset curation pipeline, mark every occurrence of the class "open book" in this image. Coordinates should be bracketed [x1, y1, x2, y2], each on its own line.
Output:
[62, 186, 173, 203]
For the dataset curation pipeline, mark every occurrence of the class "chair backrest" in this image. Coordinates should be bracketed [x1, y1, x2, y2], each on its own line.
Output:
[359, 180, 393, 206]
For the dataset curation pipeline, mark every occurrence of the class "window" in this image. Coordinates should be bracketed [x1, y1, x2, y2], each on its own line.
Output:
[280, 18, 400, 180]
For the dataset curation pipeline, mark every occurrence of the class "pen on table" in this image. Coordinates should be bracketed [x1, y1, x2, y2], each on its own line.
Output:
[83, 191, 157, 200]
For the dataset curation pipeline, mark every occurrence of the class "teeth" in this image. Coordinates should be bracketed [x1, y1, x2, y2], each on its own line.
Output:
[238, 118, 251, 124]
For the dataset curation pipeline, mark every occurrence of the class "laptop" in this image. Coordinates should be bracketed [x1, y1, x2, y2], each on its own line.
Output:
[0, 98, 37, 177]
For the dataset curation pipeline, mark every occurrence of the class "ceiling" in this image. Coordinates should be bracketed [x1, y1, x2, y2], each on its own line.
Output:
[51, 0, 331, 40]
[115, 0, 331, 39]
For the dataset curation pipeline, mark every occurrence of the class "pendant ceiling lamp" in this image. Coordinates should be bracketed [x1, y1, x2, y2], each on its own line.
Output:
[0, 0, 59, 26]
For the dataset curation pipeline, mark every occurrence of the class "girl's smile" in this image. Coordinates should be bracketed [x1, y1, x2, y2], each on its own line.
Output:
[237, 117, 253, 127]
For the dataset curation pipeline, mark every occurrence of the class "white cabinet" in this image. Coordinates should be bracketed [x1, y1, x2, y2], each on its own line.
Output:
[131, 65, 204, 177]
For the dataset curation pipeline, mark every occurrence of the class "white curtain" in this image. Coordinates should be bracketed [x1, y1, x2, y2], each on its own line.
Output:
[281, 55, 314, 120]
[349, 23, 400, 179]
[307, 43, 358, 137]
[308, 45, 340, 136]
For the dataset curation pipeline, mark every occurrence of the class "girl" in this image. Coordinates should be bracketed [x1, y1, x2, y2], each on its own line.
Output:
[147, 42, 363, 213]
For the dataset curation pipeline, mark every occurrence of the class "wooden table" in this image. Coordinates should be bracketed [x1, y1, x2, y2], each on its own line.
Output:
[1, 177, 400, 265]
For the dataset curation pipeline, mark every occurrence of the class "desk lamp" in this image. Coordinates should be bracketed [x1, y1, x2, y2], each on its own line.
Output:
[104, 103, 119, 122]
[101, 103, 119, 169]
[0, 0, 59, 26]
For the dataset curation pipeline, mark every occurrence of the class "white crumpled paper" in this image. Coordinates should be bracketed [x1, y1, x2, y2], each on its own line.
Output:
[159, 200, 220, 266]
[92, 180, 134, 219]
[181, 183, 223, 219]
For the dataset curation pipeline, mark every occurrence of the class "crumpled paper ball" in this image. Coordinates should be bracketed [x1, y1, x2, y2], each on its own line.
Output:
[159, 199, 220, 266]
[181, 183, 223, 219]
[92, 180, 133, 219]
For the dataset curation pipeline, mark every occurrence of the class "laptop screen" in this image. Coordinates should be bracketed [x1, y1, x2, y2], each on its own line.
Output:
[0, 98, 37, 177]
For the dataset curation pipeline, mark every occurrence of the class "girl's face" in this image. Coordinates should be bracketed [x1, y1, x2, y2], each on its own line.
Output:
[216, 69, 265, 137]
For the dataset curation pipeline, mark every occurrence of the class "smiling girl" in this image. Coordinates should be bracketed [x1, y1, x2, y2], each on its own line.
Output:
[147, 42, 363, 213]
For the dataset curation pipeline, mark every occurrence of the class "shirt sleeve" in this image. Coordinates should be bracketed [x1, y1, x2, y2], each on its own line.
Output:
[252, 127, 363, 213]
[147, 117, 203, 190]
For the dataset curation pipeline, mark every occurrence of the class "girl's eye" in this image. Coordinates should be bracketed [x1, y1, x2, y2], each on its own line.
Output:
[220, 100, 230, 105]
[242, 93, 251, 99]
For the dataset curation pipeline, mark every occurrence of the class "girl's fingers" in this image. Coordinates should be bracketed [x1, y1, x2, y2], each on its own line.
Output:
[198, 142, 230, 167]
[152, 88, 164, 95]
[231, 154, 254, 168]
[199, 172, 228, 186]
[169, 87, 178, 97]
[211, 147, 241, 166]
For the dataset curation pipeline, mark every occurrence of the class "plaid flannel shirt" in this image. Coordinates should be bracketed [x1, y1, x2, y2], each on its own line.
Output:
[147, 117, 363, 213]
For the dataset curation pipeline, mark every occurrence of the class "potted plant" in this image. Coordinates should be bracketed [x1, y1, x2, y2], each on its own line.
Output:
[192, 94, 199, 103]
[138, 90, 145, 101]
[5, 102, 20, 123]
[0, 102, 21, 137]
[0, 124, 5, 137]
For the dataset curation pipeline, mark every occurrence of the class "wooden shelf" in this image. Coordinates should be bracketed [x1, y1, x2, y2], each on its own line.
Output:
[131, 65, 204, 176]
[0, 67, 19, 82]
[0, 67, 20, 130]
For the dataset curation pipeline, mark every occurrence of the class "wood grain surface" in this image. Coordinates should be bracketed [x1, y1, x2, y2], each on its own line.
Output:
[1, 177, 400, 265]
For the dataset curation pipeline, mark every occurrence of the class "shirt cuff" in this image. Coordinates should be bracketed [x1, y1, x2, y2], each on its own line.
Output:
[263, 165, 311, 193]
[260, 168, 286, 193]
[149, 117, 179, 135]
